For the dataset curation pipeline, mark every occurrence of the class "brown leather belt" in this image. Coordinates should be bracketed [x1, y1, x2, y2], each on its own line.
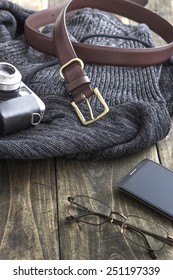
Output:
[24, 0, 173, 125]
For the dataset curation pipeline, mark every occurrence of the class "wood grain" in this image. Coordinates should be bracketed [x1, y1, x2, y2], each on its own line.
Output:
[56, 146, 173, 260]
[0, 159, 59, 260]
[0, 0, 173, 260]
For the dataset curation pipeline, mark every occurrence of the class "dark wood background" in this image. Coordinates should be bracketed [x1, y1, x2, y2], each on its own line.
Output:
[0, 0, 173, 260]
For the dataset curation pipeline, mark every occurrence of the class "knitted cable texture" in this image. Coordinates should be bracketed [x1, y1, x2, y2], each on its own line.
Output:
[0, 0, 172, 159]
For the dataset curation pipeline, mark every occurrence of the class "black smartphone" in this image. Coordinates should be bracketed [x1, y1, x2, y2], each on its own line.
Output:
[118, 158, 173, 219]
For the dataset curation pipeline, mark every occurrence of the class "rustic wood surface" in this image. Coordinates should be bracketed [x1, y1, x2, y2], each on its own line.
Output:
[0, 0, 173, 260]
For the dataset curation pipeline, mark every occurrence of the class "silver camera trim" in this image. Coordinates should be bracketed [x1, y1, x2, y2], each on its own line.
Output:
[20, 81, 45, 124]
[0, 62, 46, 135]
[0, 62, 21, 91]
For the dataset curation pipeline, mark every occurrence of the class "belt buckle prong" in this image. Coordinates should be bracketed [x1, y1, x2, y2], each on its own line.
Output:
[71, 88, 109, 125]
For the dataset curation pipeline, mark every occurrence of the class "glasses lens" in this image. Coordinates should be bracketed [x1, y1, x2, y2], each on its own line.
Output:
[69, 196, 111, 225]
[123, 215, 168, 251]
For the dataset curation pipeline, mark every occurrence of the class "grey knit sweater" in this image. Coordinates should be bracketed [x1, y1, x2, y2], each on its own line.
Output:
[0, 0, 172, 159]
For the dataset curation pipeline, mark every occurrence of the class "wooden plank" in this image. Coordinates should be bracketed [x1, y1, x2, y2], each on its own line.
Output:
[157, 120, 173, 169]
[48, 0, 66, 7]
[0, 0, 172, 261]
[147, 0, 173, 45]
[56, 146, 173, 260]
[147, 0, 173, 23]
[54, 0, 173, 260]
[11, 0, 48, 9]
[150, 0, 173, 170]
[0, 159, 59, 260]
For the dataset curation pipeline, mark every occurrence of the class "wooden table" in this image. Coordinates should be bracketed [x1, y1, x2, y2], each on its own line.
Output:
[0, 0, 173, 260]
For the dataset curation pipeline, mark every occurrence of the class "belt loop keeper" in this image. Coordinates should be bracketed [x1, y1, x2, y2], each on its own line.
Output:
[66, 75, 91, 94]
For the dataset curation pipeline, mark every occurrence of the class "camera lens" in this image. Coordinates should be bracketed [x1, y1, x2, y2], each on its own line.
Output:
[0, 64, 15, 75]
[0, 62, 21, 95]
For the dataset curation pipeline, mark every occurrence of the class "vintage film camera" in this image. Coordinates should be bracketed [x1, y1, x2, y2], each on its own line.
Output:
[0, 62, 45, 135]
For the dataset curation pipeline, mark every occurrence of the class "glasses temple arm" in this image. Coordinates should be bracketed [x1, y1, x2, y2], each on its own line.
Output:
[66, 212, 101, 222]
[124, 224, 157, 259]
[66, 211, 123, 226]
[66, 212, 156, 259]
[68, 198, 173, 243]
[127, 225, 173, 245]
[167, 235, 173, 243]
[67, 197, 111, 222]
[68, 197, 92, 211]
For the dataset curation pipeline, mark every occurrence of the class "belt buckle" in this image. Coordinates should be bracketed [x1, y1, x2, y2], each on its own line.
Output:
[60, 58, 109, 125]
[71, 88, 109, 125]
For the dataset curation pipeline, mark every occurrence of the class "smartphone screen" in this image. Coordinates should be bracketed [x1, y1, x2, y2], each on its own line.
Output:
[118, 159, 173, 219]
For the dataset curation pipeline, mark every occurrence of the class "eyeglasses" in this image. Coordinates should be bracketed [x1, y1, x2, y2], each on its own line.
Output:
[66, 195, 173, 259]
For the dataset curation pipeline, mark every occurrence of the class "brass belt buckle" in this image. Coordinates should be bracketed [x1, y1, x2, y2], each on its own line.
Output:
[71, 88, 109, 125]
[60, 58, 109, 125]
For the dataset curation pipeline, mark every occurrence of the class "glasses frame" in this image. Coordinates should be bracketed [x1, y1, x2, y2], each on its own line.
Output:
[66, 195, 173, 259]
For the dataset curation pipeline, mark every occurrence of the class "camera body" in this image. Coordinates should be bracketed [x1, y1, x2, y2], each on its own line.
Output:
[0, 62, 45, 135]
